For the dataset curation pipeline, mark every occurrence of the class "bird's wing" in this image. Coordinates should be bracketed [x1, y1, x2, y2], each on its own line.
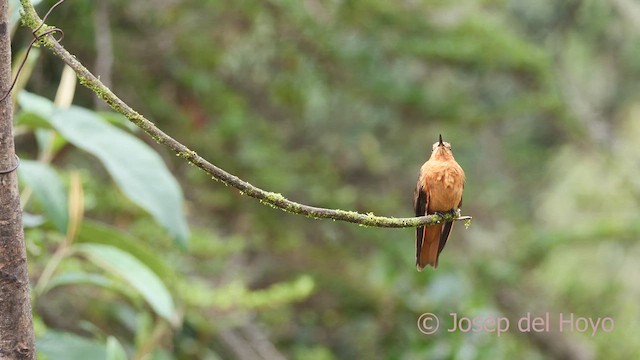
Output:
[414, 177, 428, 270]
[439, 177, 464, 258]
[438, 221, 453, 256]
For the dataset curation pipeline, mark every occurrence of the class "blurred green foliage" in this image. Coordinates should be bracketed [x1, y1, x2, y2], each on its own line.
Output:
[10, 0, 640, 359]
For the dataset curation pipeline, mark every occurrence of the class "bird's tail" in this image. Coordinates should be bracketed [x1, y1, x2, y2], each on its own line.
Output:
[417, 223, 443, 271]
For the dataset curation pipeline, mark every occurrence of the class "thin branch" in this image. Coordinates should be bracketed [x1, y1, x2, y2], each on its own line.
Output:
[17, 1, 472, 228]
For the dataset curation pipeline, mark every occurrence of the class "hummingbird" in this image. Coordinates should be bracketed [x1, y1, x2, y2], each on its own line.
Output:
[414, 134, 465, 270]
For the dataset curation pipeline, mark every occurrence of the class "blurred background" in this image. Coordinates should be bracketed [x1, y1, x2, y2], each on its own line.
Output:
[10, 0, 640, 359]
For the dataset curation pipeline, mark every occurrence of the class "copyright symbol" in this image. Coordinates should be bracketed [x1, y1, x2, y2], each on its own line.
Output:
[417, 313, 439, 335]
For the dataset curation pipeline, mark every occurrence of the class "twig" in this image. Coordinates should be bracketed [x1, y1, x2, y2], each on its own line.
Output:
[17, 0, 472, 228]
[0, 0, 63, 102]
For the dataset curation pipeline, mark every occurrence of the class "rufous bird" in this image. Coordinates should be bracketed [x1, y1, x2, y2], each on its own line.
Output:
[414, 134, 465, 271]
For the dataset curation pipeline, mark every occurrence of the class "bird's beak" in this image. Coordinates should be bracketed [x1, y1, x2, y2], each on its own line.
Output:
[438, 134, 444, 147]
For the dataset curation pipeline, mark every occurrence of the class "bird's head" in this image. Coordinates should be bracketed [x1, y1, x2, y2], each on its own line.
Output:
[430, 134, 454, 159]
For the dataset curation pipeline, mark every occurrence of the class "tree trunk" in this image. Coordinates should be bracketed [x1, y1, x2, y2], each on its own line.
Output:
[0, 0, 36, 358]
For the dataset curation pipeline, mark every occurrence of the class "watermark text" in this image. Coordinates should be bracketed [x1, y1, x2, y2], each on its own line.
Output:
[417, 312, 614, 336]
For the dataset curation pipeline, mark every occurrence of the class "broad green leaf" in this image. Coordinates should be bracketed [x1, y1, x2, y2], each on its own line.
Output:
[98, 111, 139, 131]
[149, 350, 178, 360]
[22, 212, 46, 228]
[17, 92, 67, 153]
[77, 221, 174, 281]
[18, 91, 189, 244]
[47, 271, 115, 291]
[15, 109, 54, 129]
[49, 106, 189, 245]
[18, 160, 68, 233]
[38, 331, 106, 360]
[74, 243, 179, 326]
[18, 91, 55, 119]
[106, 337, 128, 360]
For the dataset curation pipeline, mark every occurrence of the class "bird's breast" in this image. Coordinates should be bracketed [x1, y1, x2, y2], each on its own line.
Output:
[421, 161, 464, 211]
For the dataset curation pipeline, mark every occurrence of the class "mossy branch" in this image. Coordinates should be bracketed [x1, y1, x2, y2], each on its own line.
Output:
[18, 1, 472, 228]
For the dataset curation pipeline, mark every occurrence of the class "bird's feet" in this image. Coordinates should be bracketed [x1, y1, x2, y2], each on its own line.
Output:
[434, 209, 459, 219]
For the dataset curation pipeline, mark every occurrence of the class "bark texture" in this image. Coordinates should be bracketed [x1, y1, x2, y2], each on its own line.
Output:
[0, 1, 35, 358]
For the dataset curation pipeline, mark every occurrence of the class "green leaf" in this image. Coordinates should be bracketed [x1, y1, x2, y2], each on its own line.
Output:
[106, 336, 128, 360]
[18, 91, 55, 119]
[15, 111, 54, 129]
[149, 350, 178, 360]
[22, 212, 46, 228]
[47, 271, 115, 291]
[74, 243, 179, 326]
[17, 93, 62, 151]
[77, 221, 174, 281]
[38, 331, 107, 360]
[49, 105, 189, 245]
[18, 91, 189, 244]
[98, 111, 139, 131]
[18, 160, 68, 233]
